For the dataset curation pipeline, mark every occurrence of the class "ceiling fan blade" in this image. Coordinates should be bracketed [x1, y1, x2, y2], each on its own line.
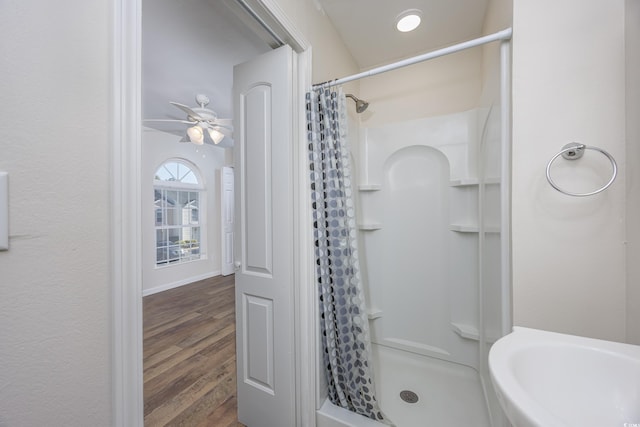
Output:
[211, 124, 233, 132]
[170, 102, 204, 120]
[216, 118, 233, 126]
[144, 119, 197, 124]
[211, 118, 233, 132]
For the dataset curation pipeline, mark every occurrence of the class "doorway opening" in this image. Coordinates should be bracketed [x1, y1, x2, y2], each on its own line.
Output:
[111, 0, 314, 425]
[139, 0, 279, 424]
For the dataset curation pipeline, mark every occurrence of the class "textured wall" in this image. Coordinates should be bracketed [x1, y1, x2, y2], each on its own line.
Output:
[512, 0, 627, 341]
[0, 1, 112, 426]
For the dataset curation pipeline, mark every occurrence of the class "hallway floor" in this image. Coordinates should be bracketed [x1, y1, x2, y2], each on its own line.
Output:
[143, 274, 245, 426]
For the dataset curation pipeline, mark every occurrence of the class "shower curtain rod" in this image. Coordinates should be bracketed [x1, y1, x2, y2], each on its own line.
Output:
[313, 27, 513, 88]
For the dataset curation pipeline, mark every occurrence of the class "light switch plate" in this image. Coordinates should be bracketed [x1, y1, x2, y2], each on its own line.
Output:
[0, 172, 8, 250]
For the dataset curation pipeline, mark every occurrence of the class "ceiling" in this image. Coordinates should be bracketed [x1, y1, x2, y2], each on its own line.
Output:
[142, 0, 490, 145]
[317, 0, 489, 69]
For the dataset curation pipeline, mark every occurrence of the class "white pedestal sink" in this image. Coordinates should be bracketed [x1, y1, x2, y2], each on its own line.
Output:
[489, 327, 640, 427]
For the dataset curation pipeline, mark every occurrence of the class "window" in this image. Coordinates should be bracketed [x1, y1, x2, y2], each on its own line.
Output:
[154, 160, 204, 266]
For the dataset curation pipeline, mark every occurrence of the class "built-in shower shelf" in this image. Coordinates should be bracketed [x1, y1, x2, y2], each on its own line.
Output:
[451, 323, 500, 343]
[367, 309, 383, 320]
[358, 223, 382, 231]
[358, 184, 382, 191]
[451, 322, 480, 341]
[450, 224, 500, 233]
[449, 178, 500, 187]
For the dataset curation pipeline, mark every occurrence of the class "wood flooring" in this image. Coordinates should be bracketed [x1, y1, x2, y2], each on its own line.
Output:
[143, 274, 245, 427]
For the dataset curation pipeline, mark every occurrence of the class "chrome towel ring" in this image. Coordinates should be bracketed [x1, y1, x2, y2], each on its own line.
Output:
[546, 142, 617, 197]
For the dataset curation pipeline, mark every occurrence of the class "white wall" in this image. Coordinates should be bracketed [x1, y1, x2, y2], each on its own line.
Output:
[142, 129, 228, 294]
[359, 50, 482, 127]
[0, 1, 112, 426]
[512, 0, 627, 341]
[626, 0, 640, 345]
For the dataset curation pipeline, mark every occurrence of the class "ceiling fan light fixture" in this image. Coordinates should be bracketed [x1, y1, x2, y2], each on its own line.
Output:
[208, 128, 225, 145]
[395, 9, 422, 32]
[187, 125, 204, 145]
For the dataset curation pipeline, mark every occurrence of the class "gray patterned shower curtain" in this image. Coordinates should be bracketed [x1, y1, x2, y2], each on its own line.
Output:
[306, 87, 392, 425]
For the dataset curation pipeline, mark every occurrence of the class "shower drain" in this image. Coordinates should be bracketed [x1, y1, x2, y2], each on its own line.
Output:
[399, 390, 419, 404]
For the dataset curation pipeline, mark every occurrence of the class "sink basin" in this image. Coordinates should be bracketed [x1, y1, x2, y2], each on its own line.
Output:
[489, 327, 640, 427]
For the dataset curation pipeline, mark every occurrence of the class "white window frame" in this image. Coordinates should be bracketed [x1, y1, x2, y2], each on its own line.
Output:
[153, 159, 206, 268]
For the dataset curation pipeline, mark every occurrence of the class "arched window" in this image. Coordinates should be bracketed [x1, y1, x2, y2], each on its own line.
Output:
[154, 160, 204, 266]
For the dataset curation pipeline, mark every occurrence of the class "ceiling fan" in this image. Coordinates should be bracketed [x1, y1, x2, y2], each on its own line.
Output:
[145, 94, 233, 145]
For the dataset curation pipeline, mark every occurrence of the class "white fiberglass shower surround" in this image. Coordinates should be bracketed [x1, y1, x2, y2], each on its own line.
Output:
[315, 30, 513, 427]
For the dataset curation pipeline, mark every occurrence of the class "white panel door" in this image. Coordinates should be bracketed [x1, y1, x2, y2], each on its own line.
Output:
[221, 166, 235, 276]
[233, 45, 295, 427]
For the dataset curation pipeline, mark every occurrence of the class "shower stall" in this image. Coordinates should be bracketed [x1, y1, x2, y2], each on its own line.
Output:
[315, 30, 512, 427]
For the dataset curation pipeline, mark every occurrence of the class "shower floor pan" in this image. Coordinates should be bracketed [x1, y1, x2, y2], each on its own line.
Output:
[372, 343, 490, 427]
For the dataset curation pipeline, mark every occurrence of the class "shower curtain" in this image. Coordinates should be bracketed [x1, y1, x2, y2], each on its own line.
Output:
[306, 87, 391, 425]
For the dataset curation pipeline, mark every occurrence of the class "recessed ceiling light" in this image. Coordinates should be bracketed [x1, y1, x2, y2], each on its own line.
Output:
[395, 9, 422, 33]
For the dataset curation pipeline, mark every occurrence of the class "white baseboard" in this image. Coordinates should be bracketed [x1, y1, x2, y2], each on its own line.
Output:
[142, 270, 222, 296]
